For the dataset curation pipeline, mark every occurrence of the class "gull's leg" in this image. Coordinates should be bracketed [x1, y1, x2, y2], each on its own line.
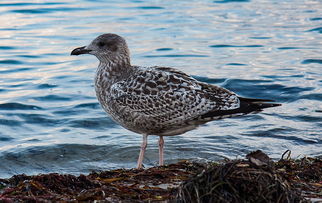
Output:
[158, 136, 164, 166]
[137, 134, 148, 169]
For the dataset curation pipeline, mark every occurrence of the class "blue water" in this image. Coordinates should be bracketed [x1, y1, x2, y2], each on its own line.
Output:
[0, 0, 321, 178]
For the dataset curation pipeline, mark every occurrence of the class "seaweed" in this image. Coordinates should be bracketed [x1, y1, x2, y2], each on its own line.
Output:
[177, 150, 321, 203]
[0, 150, 321, 202]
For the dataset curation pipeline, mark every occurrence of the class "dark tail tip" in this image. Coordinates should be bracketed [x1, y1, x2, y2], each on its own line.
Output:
[239, 97, 281, 111]
[256, 102, 281, 109]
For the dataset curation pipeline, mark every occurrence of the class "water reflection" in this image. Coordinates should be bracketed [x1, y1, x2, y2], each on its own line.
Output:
[0, 0, 321, 178]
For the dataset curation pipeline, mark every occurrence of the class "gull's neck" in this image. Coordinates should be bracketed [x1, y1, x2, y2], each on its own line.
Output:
[98, 58, 130, 75]
[95, 57, 132, 90]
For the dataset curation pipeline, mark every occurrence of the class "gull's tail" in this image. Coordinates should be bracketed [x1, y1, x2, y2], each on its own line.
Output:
[238, 97, 281, 111]
[198, 97, 281, 121]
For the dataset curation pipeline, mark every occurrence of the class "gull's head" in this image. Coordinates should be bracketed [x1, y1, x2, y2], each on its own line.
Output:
[71, 33, 130, 65]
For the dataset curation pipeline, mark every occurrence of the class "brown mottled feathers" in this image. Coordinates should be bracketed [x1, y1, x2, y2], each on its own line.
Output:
[106, 66, 242, 135]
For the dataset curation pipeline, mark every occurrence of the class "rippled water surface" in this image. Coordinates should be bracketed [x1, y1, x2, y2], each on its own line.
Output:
[0, 0, 321, 178]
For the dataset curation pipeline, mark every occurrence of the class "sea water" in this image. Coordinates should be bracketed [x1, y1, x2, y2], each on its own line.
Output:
[0, 0, 321, 178]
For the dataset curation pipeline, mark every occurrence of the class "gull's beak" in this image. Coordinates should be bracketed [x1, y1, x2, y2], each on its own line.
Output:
[71, 46, 92, 55]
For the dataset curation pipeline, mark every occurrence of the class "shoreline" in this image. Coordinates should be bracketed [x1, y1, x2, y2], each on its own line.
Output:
[0, 150, 321, 202]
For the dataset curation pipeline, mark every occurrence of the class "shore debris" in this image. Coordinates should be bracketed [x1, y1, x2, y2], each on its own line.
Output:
[0, 150, 321, 202]
[177, 150, 321, 202]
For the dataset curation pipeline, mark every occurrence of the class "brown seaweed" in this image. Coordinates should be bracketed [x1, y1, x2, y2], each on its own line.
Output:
[0, 150, 320, 202]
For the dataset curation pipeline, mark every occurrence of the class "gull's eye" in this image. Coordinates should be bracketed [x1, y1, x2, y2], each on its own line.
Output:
[98, 42, 105, 48]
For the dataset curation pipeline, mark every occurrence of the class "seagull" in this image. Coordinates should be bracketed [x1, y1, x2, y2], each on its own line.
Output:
[71, 33, 280, 169]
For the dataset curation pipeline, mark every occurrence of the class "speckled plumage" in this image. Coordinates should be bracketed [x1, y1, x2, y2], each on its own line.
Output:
[71, 33, 280, 169]
[96, 65, 239, 136]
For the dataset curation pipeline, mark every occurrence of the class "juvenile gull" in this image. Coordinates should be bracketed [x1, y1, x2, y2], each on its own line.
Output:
[71, 33, 280, 169]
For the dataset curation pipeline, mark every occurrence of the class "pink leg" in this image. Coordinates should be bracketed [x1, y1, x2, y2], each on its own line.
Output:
[137, 134, 148, 169]
[158, 136, 164, 166]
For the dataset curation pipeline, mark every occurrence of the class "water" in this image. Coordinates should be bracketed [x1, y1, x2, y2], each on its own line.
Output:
[0, 0, 321, 178]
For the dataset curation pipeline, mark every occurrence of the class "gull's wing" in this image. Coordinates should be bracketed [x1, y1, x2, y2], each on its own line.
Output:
[109, 66, 240, 126]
